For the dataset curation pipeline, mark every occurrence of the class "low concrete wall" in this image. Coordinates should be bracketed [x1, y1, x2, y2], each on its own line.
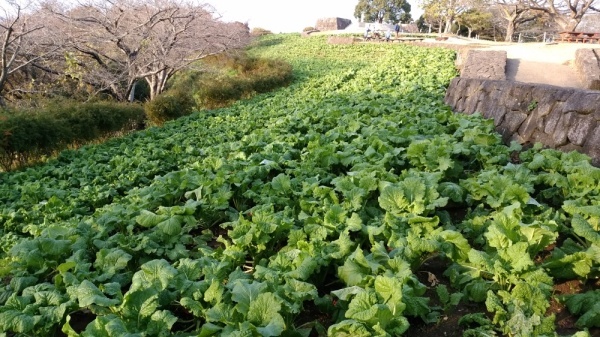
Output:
[445, 77, 600, 166]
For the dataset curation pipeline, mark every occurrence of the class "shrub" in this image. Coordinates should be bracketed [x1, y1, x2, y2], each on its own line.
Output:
[250, 27, 272, 36]
[0, 100, 145, 171]
[144, 89, 195, 126]
[194, 77, 248, 109]
[192, 55, 293, 109]
[165, 52, 293, 111]
[246, 59, 293, 93]
[303, 26, 316, 32]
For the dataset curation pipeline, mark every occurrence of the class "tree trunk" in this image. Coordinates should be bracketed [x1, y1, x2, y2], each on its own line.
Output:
[468, 28, 472, 39]
[505, 19, 516, 42]
[565, 18, 580, 32]
[109, 83, 126, 101]
[128, 81, 137, 102]
[0, 71, 8, 106]
[444, 18, 453, 33]
[145, 69, 171, 101]
[146, 77, 158, 101]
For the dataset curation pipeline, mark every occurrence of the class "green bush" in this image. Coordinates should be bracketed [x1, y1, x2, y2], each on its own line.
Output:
[144, 90, 195, 126]
[0, 100, 145, 171]
[247, 59, 293, 93]
[192, 56, 293, 109]
[194, 78, 248, 109]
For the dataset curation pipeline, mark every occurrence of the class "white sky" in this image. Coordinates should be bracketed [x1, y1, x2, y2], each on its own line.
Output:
[0, 0, 423, 32]
[208, 0, 424, 33]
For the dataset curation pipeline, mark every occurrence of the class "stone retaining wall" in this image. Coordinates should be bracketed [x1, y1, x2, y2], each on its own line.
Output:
[315, 18, 352, 31]
[445, 46, 600, 165]
[445, 77, 600, 165]
[575, 48, 600, 90]
[460, 50, 507, 80]
[326, 36, 358, 44]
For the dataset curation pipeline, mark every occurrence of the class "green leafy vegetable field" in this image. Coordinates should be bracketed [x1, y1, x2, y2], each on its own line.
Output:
[0, 34, 599, 337]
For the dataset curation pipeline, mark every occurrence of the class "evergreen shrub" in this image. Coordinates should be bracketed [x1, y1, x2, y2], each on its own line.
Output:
[0, 101, 144, 170]
[144, 89, 195, 126]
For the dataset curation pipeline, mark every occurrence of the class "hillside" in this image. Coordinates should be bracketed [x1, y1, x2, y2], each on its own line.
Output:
[0, 34, 599, 337]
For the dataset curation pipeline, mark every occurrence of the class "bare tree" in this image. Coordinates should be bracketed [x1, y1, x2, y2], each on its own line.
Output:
[531, 0, 599, 31]
[494, 0, 545, 41]
[491, 0, 598, 41]
[46, 0, 250, 101]
[0, 0, 61, 104]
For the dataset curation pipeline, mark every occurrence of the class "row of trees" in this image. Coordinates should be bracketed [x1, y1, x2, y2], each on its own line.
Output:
[354, 0, 413, 24]
[0, 0, 251, 105]
[419, 0, 599, 41]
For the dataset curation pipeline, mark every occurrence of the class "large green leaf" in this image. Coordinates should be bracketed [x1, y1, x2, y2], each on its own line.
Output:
[338, 252, 370, 287]
[130, 259, 178, 292]
[327, 320, 371, 337]
[156, 216, 183, 236]
[120, 288, 159, 324]
[75, 280, 120, 308]
[94, 248, 132, 280]
[231, 281, 267, 315]
[0, 310, 36, 333]
[81, 314, 142, 337]
[378, 185, 411, 215]
[247, 292, 285, 335]
[135, 210, 167, 228]
[374, 276, 405, 315]
[345, 291, 393, 328]
[146, 310, 178, 336]
[562, 290, 600, 328]
[572, 215, 600, 246]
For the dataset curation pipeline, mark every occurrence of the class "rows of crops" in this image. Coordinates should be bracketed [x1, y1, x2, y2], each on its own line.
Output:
[0, 34, 599, 336]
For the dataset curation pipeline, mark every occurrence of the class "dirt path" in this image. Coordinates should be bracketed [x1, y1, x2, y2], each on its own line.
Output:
[428, 37, 598, 89]
[505, 59, 583, 88]
[470, 42, 598, 89]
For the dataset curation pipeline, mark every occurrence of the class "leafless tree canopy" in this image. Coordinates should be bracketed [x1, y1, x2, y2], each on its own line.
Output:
[420, 0, 598, 40]
[43, 0, 251, 101]
[530, 0, 599, 31]
[0, 0, 63, 104]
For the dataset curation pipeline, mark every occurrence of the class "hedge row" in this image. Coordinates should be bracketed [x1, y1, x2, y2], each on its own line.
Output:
[0, 55, 293, 169]
[0, 101, 145, 171]
[145, 55, 293, 125]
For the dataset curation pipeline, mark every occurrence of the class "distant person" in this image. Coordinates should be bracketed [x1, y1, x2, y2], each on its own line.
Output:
[385, 29, 392, 42]
[394, 23, 400, 37]
[364, 25, 371, 40]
